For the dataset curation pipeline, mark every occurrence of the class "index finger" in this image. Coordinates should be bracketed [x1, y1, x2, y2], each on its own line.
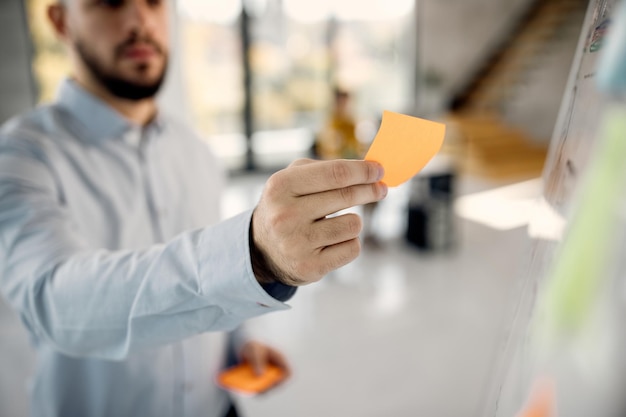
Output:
[285, 159, 385, 196]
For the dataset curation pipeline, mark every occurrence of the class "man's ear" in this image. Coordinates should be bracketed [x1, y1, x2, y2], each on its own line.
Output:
[47, 3, 69, 40]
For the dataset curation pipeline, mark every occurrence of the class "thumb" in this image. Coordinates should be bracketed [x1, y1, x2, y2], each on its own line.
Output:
[247, 345, 268, 376]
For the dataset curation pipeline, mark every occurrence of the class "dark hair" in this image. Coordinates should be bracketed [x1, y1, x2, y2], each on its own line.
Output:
[333, 87, 349, 100]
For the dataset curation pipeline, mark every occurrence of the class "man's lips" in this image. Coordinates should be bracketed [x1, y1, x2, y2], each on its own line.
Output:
[121, 45, 158, 60]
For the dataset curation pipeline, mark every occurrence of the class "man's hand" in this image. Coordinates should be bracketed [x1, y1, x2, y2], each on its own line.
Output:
[251, 159, 387, 286]
[239, 341, 291, 382]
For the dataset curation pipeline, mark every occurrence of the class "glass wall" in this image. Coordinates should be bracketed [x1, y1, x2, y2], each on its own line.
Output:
[247, 0, 331, 168]
[178, 1, 248, 168]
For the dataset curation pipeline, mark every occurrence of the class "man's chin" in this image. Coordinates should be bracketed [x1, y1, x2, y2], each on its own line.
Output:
[103, 77, 165, 101]
[103, 65, 168, 100]
[125, 77, 166, 89]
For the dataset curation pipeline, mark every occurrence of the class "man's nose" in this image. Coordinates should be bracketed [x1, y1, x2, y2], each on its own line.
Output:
[125, 0, 158, 34]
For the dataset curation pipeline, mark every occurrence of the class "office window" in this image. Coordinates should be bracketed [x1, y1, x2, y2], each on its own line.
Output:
[249, 0, 416, 168]
[332, 17, 416, 119]
[284, 0, 417, 120]
[178, 0, 247, 169]
[248, 0, 331, 168]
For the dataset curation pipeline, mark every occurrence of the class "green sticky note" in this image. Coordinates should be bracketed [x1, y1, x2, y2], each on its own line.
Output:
[538, 107, 626, 343]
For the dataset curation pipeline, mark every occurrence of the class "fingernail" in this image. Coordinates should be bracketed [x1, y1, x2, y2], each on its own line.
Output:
[379, 183, 388, 198]
[376, 164, 385, 181]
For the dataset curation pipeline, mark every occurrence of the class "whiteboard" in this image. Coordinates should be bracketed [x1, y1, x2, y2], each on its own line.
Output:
[479, 1, 620, 416]
[543, 0, 614, 214]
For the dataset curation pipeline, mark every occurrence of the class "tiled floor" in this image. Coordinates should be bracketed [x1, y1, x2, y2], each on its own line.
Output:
[0, 172, 532, 417]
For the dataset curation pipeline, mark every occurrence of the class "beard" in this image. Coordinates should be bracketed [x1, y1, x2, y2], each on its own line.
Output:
[75, 37, 168, 101]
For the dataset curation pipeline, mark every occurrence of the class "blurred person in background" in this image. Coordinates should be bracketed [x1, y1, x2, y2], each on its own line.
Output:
[316, 87, 381, 247]
[316, 88, 362, 160]
[0, 1, 388, 416]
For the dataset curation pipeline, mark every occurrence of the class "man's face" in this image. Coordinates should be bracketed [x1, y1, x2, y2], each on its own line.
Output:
[63, 0, 169, 100]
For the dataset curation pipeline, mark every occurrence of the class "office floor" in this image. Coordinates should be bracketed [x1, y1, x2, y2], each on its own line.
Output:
[0, 172, 532, 417]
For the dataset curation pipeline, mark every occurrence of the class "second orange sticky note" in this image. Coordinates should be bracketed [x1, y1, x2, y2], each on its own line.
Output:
[364, 110, 446, 187]
[516, 378, 556, 417]
[217, 363, 285, 395]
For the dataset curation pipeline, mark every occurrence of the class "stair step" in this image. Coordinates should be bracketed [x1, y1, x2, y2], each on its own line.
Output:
[451, 0, 587, 113]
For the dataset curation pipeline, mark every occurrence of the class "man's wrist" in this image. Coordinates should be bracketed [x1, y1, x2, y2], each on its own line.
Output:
[249, 235, 279, 285]
[249, 213, 294, 286]
[248, 224, 298, 302]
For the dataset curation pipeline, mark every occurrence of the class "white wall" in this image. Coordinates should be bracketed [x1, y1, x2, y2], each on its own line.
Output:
[0, 4, 38, 414]
[0, 0, 36, 124]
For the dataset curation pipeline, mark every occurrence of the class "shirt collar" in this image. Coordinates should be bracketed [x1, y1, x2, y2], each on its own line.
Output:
[55, 78, 166, 146]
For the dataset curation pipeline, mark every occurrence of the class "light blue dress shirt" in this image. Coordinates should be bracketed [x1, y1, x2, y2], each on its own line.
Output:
[0, 79, 291, 417]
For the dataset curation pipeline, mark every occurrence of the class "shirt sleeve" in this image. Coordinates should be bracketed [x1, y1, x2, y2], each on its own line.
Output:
[0, 140, 290, 361]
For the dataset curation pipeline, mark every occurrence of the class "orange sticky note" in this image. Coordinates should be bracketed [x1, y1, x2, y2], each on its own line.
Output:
[364, 110, 445, 187]
[217, 363, 285, 395]
[516, 378, 556, 417]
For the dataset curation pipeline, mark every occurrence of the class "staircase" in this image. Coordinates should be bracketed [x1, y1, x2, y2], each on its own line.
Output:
[446, 0, 588, 180]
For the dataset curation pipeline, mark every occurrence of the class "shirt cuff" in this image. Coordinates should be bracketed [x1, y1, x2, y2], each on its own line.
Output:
[195, 210, 291, 330]
[260, 281, 297, 302]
